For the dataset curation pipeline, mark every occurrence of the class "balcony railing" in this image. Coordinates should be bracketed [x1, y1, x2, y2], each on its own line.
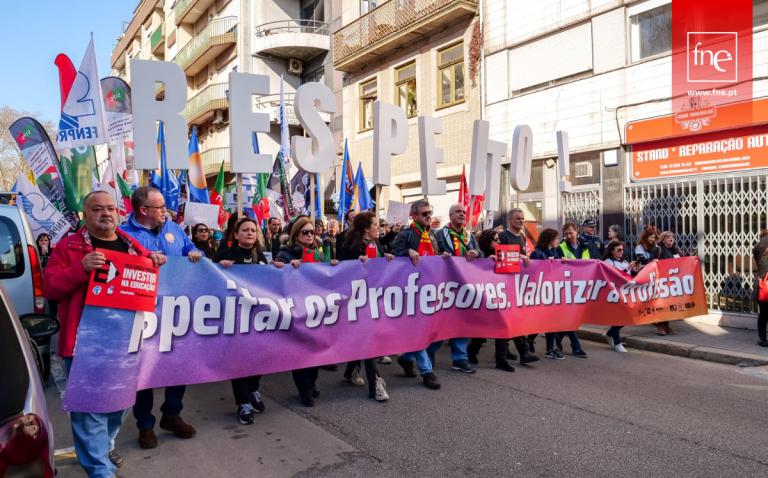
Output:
[151, 22, 165, 52]
[172, 17, 237, 71]
[183, 82, 228, 122]
[254, 19, 329, 37]
[201, 147, 230, 176]
[334, 0, 477, 65]
[173, 0, 195, 24]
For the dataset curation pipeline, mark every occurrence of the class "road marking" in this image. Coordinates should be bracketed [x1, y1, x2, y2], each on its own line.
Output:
[54, 447, 77, 461]
[737, 365, 768, 381]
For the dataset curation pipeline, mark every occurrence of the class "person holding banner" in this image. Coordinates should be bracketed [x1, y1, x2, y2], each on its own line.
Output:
[435, 204, 484, 374]
[214, 217, 274, 423]
[601, 241, 641, 354]
[276, 217, 339, 406]
[337, 211, 393, 401]
[42, 191, 166, 478]
[266, 217, 284, 259]
[119, 187, 202, 449]
[648, 231, 683, 336]
[391, 200, 443, 390]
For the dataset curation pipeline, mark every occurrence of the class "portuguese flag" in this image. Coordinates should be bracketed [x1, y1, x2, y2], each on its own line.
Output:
[211, 161, 228, 226]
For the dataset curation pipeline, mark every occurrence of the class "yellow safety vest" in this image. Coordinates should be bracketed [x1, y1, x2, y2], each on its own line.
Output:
[559, 241, 590, 259]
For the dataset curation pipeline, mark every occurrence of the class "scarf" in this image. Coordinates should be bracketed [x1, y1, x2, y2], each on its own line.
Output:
[448, 226, 469, 257]
[411, 223, 435, 257]
[363, 239, 380, 258]
[302, 246, 321, 263]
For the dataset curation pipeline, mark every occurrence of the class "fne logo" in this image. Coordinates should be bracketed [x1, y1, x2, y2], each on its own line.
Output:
[687, 32, 738, 83]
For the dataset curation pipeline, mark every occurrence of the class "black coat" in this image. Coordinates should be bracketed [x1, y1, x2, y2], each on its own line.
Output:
[649, 244, 682, 260]
[337, 239, 383, 262]
[214, 246, 268, 265]
[275, 244, 326, 263]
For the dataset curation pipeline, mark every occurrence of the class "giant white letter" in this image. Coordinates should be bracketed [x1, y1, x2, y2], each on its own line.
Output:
[469, 120, 490, 196]
[418, 116, 445, 195]
[131, 60, 188, 170]
[556, 131, 572, 193]
[373, 101, 408, 185]
[292, 82, 335, 173]
[485, 139, 506, 211]
[228, 72, 272, 173]
[510, 124, 533, 192]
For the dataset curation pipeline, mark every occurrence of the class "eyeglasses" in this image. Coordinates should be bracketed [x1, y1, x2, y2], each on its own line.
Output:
[197, 228, 209, 233]
[615, 248, 624, 252]
[144, 204, 167, 211]
[493, 237, 499, 242]
[300, 229, 314, 236]
[419, 211, 433, 217]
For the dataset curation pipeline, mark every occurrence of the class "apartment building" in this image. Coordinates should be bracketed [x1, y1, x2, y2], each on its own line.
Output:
[484, 0, 768, 321]
[333, 0, 481, 226]
[111, 0, 335, 201]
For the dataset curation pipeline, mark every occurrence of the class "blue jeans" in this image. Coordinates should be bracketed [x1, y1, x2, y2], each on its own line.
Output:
[64, 358, 129, 478]
[427, 339, 469, 361]
[133, 385, 186, 430]
[606, 326, 623, 345]
[401, 350, 433, 375]
[555, 331, 583, 351]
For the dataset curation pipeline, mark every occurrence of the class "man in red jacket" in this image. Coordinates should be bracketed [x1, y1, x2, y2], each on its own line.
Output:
[42, 191, 165, 478]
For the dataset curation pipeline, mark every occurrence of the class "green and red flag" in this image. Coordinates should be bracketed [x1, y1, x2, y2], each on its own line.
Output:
[211, 161, 228, 226]
[252, 173, 270, 224]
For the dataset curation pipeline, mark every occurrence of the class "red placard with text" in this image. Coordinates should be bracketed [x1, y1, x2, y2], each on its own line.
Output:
[494, 245, 520, 274]
[85, 250, 158, 312]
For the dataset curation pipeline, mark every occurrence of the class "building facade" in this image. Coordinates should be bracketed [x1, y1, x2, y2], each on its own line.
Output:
[484, 0, 768, 322]
[333, 0, 481, 226]
[111, 0, 336, 202]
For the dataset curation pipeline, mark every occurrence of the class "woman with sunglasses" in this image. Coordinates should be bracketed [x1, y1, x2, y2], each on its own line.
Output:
[465, 229, 518, 372]
[337, 211, 393, 401]
[601, 241, 641, 353]
[192, 223, 218, 257]
[275, 217, 339, 406]
[647, 231, 683, 335]
[213, 217, 276, 424]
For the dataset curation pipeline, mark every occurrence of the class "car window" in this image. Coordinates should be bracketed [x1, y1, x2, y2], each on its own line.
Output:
[0, 217, 25, 279]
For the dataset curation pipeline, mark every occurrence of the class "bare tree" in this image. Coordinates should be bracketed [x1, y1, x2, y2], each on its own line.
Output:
[0, 106, 57, 191]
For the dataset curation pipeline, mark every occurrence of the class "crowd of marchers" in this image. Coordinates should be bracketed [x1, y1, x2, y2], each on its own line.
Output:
[39, 186, 733, 478]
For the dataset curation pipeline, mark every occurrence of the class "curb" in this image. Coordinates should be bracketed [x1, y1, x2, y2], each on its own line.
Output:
[576, 327, 768, 366]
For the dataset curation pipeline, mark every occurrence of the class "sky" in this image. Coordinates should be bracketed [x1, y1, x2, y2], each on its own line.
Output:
[0, 0, 139, 123]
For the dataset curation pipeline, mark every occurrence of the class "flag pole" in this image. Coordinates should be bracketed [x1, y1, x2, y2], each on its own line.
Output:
[310, 173, 316, 222]
[236, 173, 243, 220]
[107, 144, 121, 223]
[466, 195, 474, 232]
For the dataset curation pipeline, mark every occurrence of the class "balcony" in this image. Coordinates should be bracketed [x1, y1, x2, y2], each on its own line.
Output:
[333, 0, 478, 72]
[201, 147, 229, 176]
[183, 82, 228, 124]
[172, 17, 237, 75]
[174, 0, 215, 26]
[151, 23, 165, 54]
[253, 20, 330, 61]
[253, 93, 331, 125]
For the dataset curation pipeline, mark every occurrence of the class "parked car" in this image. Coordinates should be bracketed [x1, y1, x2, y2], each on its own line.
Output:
[0, 204, 48, 317]
[0, 281, 57, 477]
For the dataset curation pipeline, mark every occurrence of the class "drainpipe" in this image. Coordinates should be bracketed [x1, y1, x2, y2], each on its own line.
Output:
[479, 0, 485, 121]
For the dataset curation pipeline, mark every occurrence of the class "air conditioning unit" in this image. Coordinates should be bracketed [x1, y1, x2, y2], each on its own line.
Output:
[287, 59, 303, 75]
[574, 162, 592, 178]
[213, 109, 225, 125]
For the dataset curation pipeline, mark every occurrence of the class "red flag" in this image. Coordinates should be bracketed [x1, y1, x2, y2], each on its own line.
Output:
[458, 166, 470, 208]
[470, 193, 484, 228]
[54, 54, 77, 112]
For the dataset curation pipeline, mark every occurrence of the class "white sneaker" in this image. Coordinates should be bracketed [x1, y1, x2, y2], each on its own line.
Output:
[602, 332, 615, 347]
[614, 344, 628, 353]
[375, 378, 389, 401]
[350, 367, 365, 386]
[378, 356, 392, 364]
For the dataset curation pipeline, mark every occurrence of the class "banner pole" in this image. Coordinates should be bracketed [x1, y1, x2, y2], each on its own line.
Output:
[236, 173, 243, 219]
[466, 195, 474, 232]
[108, 144, 121, 224]
[310, 173, 316, 222]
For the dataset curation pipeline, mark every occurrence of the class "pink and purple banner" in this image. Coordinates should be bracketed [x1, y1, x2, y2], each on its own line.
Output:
[64, 256, 707, 413]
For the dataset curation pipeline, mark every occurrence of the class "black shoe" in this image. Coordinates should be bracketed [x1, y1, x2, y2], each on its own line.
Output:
[423, 372, 441, 389]
[238, 404, 255, 424]
[312, 386, 320, 398]
[250, 391, 265, 413]
[520, 352, 540, 364]
[320, 364, 338, 371]
[109, 450, 123, 467]
[428, 352, 436, 368]
[495, 362, 515, 372]
[555, 338, 563, 352]
[452, 359, 476, 373]
[301, 395, 315, 407]
[397, 356, 418, 377]
[506, 348, 518, 361]
[571, 349, 588, 358]
[545, 350, 565, 360]
[527, 339, 536, 354]
[759, 337, 768, 347]
[468, 353, 479, 365]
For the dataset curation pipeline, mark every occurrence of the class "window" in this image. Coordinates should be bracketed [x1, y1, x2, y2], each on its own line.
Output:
[630, 2, 672, 62]
[755, 0, 768, 29]
[0, 217, 24, 279]
[395, 63, 417, 118]
[361, 0, 376, 15]
[303, 68, 325, 84]
[359, 78, 377, 132]
[437, 42, 465, 108]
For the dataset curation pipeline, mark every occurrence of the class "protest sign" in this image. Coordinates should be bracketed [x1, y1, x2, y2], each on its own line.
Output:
[64, 256, 707, 413]
[386, 200, 410, 225]
[85, 250, 158, 312]
[495, 245, 520, 273]
[183, 202, 221, 229]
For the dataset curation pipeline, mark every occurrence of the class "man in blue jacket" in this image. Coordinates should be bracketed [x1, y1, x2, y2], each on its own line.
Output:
[119, 187, 203, 450]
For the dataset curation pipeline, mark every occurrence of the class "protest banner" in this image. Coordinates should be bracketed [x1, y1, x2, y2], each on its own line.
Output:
[84, 250, 158, 313]
[183, 202, 221, 230]
[63, 256, 707, 413]
[15, 173, 71, 244]
[386, 200, 411, 225]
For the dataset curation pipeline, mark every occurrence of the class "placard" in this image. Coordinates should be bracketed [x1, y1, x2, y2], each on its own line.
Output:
[495, 245, 520, 273]
[183, 202, 221, 229]
[85, 250, 158, 312]
[386, 200, 410, 225]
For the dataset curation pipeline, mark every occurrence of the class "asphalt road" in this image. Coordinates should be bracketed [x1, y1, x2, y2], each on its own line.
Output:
[49, 340, 768, 477]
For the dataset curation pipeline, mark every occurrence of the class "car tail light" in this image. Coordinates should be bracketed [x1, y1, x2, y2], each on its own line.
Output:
[27, 245, 45, 314]
[0, 414, 54, 477]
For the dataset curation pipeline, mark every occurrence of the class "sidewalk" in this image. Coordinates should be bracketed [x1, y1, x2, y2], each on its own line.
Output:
[577, 320, 768, 366]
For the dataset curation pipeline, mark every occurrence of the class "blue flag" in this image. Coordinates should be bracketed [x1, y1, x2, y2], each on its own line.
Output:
[337, 139, 355, 222]
[352, 162, 374, 212]
[149, 123, 180, 212]
[188, 127, 209, 203]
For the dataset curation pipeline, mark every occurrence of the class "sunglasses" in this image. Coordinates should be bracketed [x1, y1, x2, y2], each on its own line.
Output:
[197, 228, 209, 233]
[419, 211, 433, 217]
[615, 248, 624, 252]
[493, 236, 499, 242]
[300, 229, 314, 236]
